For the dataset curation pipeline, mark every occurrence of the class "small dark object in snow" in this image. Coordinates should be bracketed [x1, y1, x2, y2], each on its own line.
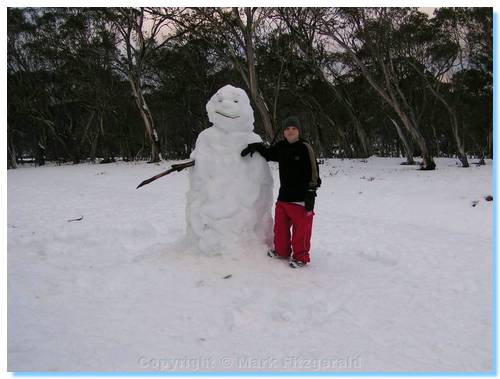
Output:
[318, 159, 325, 164]
[222, 274, 232, 279]
[485, 195, 493, 202]
[199, 338, 206, 341]
[329, 169, 341, 176]
[68, 216, 84, 222]
[471, 200, 479, 207]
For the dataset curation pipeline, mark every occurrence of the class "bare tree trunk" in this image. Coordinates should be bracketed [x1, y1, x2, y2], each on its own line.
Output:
[35, 141, 46, 166]
[252, 92, 274, 140]
[312, 115, 326, 157]
[89, 132, 99, 163]
[7, 134, 17, 169]
[272, 59, 286, 128]
[129, 75, 161, 163]
[407, 61, 469, 167]
[232, 8, 274, 140]
[81, 111, 97, 162]
[438, 97, 469, 167]
[454, 124, 469, 167]
[390, 103, 432, 168]
[431, 124, 440, 157]
[390, 118, 415, 165]
[89, 114, 103, 163]
[355, 124, 371, 158]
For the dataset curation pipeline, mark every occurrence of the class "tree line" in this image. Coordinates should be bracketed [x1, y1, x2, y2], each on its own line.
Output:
[7, 7, 492, 170]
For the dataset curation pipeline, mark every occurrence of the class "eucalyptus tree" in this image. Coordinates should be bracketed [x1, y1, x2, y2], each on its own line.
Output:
[8, 8, 127, 164]
[252, 21, 291, 130]
[180, 7, 276, 139]
[317, 7, 437, 169]
[51, 8, 122, 163]
[434, 7, 493, 161]
[148, 35, 217, 157]
[104, 7, 188, 162]
[277, 7, 373, 158]
[7, 7, 56, 166]
[391, 8, 471, 166]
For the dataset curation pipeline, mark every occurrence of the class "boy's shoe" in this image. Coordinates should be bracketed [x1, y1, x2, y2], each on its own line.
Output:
[289, 259, 307, 268]
[267, 250, 287, 259]
[267, 249, 279, 258]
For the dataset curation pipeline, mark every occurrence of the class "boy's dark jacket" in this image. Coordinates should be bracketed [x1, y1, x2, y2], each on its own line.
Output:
[259, 139, 321, 202]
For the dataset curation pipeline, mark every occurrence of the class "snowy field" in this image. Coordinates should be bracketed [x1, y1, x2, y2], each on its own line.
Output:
[7, 157, 494, 373]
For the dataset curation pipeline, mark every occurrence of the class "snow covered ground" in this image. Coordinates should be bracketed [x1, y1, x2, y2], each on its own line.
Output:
[7, 157, 494, 373]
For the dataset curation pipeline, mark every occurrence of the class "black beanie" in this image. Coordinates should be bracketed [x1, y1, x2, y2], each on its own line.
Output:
[282, 116, 302, 132]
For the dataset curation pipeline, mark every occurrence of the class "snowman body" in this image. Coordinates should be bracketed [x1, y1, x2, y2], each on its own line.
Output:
[185, 85, 273, 254]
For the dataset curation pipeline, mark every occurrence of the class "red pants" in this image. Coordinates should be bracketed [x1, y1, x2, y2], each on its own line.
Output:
[273, 201, 314, 263]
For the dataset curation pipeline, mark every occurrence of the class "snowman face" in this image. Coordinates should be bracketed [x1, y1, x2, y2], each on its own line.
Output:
[206, 85, 254, 133]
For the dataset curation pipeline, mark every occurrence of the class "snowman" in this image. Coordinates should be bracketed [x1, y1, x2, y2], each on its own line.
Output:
[185, 85, 274, 255]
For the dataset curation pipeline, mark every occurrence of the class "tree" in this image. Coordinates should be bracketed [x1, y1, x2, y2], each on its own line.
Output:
[7, 7, 492, 166]
[278, 7, 373, 158]
[182, 7, 276, 139]
[397, 8, 470, 166]
[318, 8, 437, 169]
[148, 36, 216, 157]
[105, 7, 187, 162]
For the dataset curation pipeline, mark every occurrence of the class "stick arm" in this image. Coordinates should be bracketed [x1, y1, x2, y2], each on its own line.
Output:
[136, 160, 195, 189]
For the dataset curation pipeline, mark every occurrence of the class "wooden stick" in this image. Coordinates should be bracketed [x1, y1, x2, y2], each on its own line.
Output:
[136, 160, 195, 189]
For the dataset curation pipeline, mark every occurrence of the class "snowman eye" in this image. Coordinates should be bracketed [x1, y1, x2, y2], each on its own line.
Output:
[234, 100, 238, 103]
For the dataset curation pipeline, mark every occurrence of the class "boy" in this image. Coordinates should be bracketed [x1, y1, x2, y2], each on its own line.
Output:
[241, 116, 321, 268]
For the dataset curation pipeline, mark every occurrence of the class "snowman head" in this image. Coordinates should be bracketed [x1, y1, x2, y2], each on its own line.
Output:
[206, 85, 254, 133]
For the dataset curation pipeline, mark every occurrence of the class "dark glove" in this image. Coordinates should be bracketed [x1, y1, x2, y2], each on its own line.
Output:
[241, 142, 266, 157]
[304, 189, 317, 212]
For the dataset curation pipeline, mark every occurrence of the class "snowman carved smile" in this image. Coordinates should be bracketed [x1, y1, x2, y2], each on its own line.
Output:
[215, 110, 240, 119]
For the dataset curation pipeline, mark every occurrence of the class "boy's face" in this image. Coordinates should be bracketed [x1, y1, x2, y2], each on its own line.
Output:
[284, 126, 299, 142]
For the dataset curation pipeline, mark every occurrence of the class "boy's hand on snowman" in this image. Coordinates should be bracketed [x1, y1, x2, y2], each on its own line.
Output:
[241, 142, 266, 157]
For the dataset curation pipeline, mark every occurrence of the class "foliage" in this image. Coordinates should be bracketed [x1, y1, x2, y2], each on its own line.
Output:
[7, 7, 493, 167]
